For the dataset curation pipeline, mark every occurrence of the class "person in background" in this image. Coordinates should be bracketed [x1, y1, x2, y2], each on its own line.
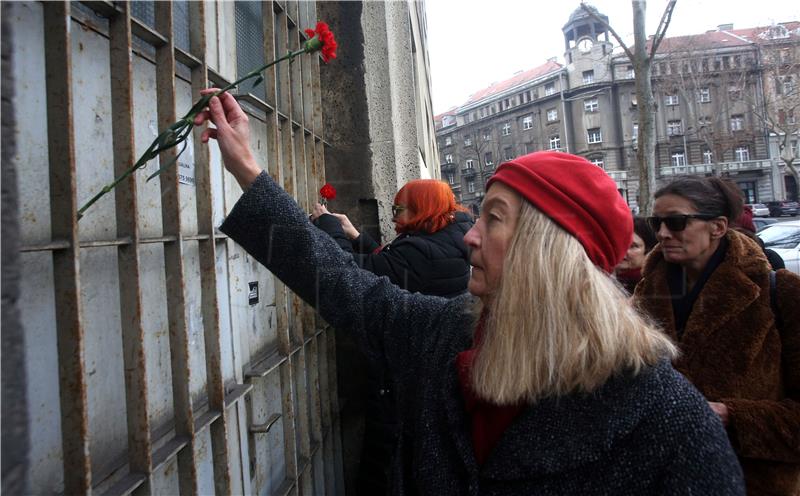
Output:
[310, 180, 471, 494]
[195, 91, 744, 494]
[733, 209, 786, 270]
[311, 179, 473, 298]
[615, 216, 657, 294]
[633, 176, 800, 496]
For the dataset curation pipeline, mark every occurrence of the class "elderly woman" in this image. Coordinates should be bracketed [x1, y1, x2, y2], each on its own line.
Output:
[633, 176, 800, 496]
[196, 91, 743, 494]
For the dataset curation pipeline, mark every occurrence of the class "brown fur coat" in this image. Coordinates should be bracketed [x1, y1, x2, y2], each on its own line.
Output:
[634, 230, 800, 496]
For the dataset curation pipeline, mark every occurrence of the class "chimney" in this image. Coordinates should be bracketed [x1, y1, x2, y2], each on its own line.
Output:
[547, 56, 558, 63]
[718, 23, 733, 31]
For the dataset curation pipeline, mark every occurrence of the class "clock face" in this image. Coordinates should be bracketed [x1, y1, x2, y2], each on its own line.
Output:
[578, 38, 593, 53]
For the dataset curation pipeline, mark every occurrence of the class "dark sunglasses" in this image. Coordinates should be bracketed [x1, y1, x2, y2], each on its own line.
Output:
[646, 214, 718, 232]
[391, 204, 407, 218]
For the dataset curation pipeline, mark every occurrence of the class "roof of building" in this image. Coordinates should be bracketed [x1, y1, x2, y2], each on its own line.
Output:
[462, 60, 563, 106]
[649, 22, 800, 53]
[563, 4, 607, 30]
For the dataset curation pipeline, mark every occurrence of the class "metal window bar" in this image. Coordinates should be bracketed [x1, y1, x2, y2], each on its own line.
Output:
[43, 2, 92, 493]
[153, 3, 201, 494]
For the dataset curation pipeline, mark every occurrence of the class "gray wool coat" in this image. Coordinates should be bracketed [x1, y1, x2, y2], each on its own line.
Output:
[221, 172, 745, 496]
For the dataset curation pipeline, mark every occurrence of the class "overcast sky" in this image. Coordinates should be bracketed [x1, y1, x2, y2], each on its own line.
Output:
[425, 0, 800, 115]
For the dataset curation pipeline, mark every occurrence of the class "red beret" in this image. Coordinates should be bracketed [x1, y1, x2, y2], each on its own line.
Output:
[486, 151, 632, 273]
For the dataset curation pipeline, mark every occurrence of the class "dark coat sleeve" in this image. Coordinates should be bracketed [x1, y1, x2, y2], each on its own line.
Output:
[722, 269, 800, 463]
[352, 231, 380, 254]
[220, 172, 451, 376]
[312, 214, 428, 292]
[313, 213, 354, 253]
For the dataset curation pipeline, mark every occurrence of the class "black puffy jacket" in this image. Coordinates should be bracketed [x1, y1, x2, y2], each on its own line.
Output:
[313, 211, 473, 298]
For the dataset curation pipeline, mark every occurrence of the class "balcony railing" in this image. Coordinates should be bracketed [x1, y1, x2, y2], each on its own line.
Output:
[462, 167, 477, 176]
[659, 159, 772, 177]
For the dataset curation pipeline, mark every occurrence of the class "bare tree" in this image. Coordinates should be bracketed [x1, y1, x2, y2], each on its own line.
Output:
[655, 39, 760, 176]
[748, 35, 800, 200]
[582, 0, 677, 215]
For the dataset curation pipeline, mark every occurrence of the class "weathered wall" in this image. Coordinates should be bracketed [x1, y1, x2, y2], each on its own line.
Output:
[1, 4, 29, 493]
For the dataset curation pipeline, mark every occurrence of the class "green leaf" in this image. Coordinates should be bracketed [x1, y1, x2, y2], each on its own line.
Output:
[251, 74, 264, 89]
[146, 140, 189, 182]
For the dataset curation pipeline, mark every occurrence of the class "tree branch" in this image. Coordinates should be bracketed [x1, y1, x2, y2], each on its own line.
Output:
[650, 0, 677, 58]
[580, 2, 635, 62]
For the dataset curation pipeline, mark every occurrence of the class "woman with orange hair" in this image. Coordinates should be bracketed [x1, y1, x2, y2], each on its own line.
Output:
[312, 179, 472, 493]
[312, 179, 473, 298]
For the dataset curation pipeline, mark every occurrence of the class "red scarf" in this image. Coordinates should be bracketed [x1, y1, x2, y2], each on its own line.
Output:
[455, 314, 525, 466]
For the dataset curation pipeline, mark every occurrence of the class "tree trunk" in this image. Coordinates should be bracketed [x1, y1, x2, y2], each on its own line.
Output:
[633, 0, 657, 215]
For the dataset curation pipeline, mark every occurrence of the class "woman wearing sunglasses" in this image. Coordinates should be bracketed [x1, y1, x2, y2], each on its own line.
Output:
[195, 92, 744, 494]
[633, 176, 800, 496]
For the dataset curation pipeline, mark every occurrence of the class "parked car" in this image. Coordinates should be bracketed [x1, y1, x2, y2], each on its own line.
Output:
[753, 217, 779, 232]
[746, 203, 770, 217]
[758, 220, 800, 274]
[766, 200, 799, 217]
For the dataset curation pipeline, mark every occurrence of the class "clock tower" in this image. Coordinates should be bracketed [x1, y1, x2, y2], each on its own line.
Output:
[562, 5, 613, 87]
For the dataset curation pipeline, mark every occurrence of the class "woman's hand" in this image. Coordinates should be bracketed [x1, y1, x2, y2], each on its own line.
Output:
[332, 213, 359, 240]
[708, 401, 729, 426]
[194, 89, 261, 189]
[311, 203, 330, 221]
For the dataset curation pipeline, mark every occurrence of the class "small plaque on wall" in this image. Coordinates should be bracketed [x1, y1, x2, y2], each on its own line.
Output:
[248, 282, 259, 305]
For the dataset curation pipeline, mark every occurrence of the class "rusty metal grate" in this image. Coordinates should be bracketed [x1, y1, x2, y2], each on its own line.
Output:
[14, 1, 339, 494]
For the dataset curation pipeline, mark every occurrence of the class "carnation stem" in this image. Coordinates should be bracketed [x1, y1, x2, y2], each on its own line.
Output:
[77, 46, 309, 220]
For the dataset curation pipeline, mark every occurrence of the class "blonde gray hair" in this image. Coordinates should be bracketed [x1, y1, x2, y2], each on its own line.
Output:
[471, 201, 677, 405]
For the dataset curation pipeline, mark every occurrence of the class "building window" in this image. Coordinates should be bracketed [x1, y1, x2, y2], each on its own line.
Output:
[632, 123, 639, 141]
[484, 152, 493, 166]
[447, 173, 455, 184]
[584, 98, 599, 113]
[467, 179, 475, 193]
[735, 146, 750, 162]
[464, 135, 472, 146]
[522, 115, 533, 130]
[445, 136, 452, 146]
[665, 94, 679, 106]
[504, 147, 514, 161]
[465, 159, 474, 169]
[587, 128, 603, 144]
[729, 84, 741, 100]
[589, 155, 604, 168]
[730, 115, 744, 131]
[631, 93, 638, 107]
[697, 88, 711, 103]
[582, 70, 595, 84]
[445, 153, 452, 164]
[783, 76, 795, 95]
[667, 120, 683, 136]
[671, 151, 686, 167]
[501, 122, 511, 136]
[483, 129, 491, 140]
[626, 65, 635, 79]
[546, 108, 558, 122]
[549, 135, 561, 150]
[791, 139, 799, 158]
[545, 82, 555, 96]
[698, 116, 712, 128]
[703, 149, 713, 164]
[739, 181, 756, 203]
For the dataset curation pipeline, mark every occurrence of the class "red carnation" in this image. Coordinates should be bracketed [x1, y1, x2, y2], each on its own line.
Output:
[320, 183, 337, 201]
[304, 22, 338, 63]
